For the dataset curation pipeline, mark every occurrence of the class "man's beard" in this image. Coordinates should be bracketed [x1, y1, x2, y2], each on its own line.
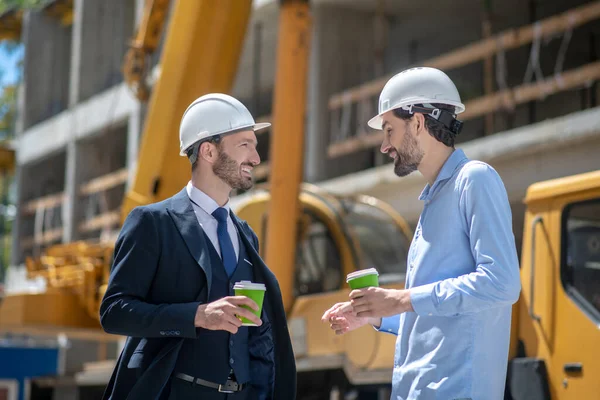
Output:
[212, 150, 254, 191]
[393, 126, 424, 177]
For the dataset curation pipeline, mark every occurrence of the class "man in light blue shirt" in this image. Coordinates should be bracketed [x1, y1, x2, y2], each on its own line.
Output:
[322, 67, 521, 400]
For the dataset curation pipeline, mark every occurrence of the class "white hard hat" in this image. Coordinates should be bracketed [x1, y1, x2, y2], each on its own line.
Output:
[179, 93, 270, 156]
[367, 67, 465, 131]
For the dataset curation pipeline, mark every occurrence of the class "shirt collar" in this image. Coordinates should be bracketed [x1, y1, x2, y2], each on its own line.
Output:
[419, 148, 468, 201]
[186, 181, 231, 216]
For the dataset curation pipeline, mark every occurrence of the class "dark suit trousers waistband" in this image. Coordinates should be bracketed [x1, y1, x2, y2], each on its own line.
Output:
[166, 376, 249, 400]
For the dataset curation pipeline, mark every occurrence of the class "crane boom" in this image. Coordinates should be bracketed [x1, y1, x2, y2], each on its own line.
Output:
[122, 0, 172, 101]
[121, 0, 253, 221]
[265, 0, 311, 311]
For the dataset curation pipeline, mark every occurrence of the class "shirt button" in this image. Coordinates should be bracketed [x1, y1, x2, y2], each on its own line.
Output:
[230, 358, 235, 364]
[388, 329, 393, 333]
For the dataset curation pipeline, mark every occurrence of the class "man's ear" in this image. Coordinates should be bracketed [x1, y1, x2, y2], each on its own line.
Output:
[199, 141, 217, 163]
[413, 113, 425, 135]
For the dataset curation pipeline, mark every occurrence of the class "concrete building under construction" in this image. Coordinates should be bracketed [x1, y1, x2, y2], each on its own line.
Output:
[4, 0, 599, 267]
[0, 0, 599, 397]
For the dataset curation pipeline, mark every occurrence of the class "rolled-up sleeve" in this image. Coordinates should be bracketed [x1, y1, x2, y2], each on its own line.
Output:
[410, 163, 521, 317]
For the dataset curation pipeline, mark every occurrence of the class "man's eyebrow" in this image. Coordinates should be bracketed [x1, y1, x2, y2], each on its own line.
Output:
[240, 138, 258, 146]
[382, 121, 390, 130]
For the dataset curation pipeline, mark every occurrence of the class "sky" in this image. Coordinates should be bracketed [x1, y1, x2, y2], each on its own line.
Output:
[0, 44, 23, 88]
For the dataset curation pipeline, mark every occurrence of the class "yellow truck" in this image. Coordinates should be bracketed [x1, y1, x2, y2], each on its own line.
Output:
[0, 1, 598, 399]
[507, 170, 600, 399]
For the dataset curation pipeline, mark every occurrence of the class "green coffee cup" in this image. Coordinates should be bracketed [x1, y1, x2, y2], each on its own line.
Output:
[346, 268, 379, 289]
[233, 281, 266, 326]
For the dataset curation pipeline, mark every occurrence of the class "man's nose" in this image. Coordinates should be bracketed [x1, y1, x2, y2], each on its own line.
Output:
[380, 139, 391, 154]
[250, 148, 260, 165]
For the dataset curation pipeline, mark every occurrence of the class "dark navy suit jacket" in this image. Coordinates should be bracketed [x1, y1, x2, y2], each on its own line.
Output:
[99, 188, 296, 399]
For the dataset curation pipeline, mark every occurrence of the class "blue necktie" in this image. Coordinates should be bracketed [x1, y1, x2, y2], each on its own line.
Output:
[212, 207, 237, 277]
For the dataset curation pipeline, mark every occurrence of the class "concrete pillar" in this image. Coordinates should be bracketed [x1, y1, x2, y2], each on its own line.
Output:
[68, 0, 84, 108]
[135, 0, 146, 24]
[77, 0, 135, 103]
[304, 5, 326, 183]
[14, 11, 29, 137]
[304, 5, 377, 182]
[21, 10, 71, 129]
[126, 102, 142, 191]
[62, 141, 77, 243]
[10, 166, 23, 265]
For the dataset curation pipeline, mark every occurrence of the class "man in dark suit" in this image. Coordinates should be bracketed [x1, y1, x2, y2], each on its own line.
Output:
[99, 93, 296, 399]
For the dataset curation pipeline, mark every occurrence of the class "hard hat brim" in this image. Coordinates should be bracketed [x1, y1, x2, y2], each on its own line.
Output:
[367, 115, 384, 130]
[253, 122, 271, 131]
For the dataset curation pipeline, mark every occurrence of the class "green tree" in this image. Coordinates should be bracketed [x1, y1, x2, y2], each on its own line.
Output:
[0, 0, 45, 13]
[0, 83, 17, 140]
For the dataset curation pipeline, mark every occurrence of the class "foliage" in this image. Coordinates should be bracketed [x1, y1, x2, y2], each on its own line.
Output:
[0, 0, 45, 14]
[0, 84, 16, 141]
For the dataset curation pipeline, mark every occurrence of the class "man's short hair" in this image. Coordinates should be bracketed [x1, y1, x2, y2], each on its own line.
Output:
[393, 103, 457, 148]
[187, 136, 222, 171]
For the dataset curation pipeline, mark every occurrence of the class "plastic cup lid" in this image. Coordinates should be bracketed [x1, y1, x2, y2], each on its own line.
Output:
[233, 280, 266, 291]
[346, 268, 379, 282]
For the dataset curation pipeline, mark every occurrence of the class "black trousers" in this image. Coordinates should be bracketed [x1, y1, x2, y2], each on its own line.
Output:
[165, 377, 250, 400]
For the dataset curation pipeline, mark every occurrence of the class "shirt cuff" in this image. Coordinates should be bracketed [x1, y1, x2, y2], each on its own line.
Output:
[373, 316, 397, 334]
[410, 282, 438, 316]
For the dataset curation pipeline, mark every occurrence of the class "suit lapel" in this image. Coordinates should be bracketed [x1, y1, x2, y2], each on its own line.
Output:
[167, 188, 213, 298]
[231, 213, 282, 345]
[231, 212, 266, 272]
[231, 213, 278, 304]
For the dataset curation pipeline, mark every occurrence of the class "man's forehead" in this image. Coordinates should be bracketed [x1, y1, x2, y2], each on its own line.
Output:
[227, 130, 257, 143]
[381, 110, 396, 129]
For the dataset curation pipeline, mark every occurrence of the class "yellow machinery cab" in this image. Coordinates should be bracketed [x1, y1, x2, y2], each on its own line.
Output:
[236, 183, 413, 390]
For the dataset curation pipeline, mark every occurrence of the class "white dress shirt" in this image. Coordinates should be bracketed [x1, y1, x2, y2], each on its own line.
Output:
[186, 181, 240, 261]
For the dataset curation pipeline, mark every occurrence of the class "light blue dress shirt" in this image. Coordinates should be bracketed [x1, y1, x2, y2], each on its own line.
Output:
[377, 149, 521, 400]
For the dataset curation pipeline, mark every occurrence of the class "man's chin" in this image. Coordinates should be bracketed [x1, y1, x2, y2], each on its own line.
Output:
[235, 178, 254, 191]
[394, 165, 416, 177]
